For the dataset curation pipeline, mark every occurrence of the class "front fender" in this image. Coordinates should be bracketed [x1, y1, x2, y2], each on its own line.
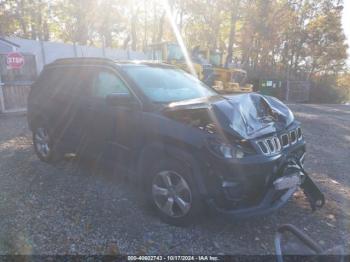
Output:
[136, 142, 209, 196]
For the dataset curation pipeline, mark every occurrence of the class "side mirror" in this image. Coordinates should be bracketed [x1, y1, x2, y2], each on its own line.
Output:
[105, 93, 138, 108]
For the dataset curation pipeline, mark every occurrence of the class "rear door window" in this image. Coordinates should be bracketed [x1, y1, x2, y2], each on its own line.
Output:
[32, 67, 94, 118]
[59, 67, 93, 97]
[35, 67, 65, 90]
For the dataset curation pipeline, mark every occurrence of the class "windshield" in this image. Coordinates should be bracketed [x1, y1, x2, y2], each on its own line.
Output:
[123, 66, 217, 103]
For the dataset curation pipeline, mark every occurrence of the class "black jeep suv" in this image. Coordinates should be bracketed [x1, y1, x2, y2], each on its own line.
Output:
[27, 58, 324, 225]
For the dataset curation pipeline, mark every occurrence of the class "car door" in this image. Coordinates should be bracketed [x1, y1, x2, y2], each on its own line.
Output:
[80, 67, 142, 170]
[54, 66, 95, 153]
[33, 66, 91, 153]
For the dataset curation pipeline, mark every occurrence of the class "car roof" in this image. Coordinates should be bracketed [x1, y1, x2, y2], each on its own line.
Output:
[49, 57, 176, 69]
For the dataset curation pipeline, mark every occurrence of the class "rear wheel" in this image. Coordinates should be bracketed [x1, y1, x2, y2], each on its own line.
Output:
[33, 124, 62, 163]
[148, 159, 203, 226]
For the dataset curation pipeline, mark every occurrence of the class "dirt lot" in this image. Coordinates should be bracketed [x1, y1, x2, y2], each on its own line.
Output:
[0, 104, 349, 255]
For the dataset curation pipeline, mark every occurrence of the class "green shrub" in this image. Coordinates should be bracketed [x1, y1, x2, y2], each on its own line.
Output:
[310, 75, 350, 104]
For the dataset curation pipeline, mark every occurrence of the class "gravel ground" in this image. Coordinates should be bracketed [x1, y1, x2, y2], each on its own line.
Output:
[0, 104, 349, 255]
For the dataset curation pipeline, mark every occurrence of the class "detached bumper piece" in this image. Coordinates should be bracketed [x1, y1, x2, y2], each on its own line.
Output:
[300, 168, 325, 211]
[281, 159, 325, 211]
[207, 160, 325, 218]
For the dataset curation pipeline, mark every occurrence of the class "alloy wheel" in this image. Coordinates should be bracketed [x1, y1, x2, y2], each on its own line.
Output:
[152, 170, 192, 218]
[34, 127, 51, 158]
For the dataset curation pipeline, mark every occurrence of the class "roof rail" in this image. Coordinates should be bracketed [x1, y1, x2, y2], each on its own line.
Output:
[45, 57, 175, 69]
[52, 57, 114, 65]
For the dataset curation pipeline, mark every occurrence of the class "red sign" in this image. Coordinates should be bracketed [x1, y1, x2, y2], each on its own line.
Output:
[6, 52, 25, 69]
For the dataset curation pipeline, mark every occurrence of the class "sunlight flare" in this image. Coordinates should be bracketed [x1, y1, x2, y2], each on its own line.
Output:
[163, 0, 197, 78]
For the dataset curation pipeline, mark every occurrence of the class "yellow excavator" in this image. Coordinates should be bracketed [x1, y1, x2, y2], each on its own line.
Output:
[145, 42, 216, 87]
[199, 49, 253, 93]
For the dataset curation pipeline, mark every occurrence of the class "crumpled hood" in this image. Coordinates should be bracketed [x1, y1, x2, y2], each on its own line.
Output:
[163, 93, 294, 139]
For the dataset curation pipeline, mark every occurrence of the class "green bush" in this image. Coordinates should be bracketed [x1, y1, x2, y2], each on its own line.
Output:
[310, 75, 350, 104]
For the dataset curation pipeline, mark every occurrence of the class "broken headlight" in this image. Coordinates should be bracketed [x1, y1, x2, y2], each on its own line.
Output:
[207, 137, 247, 159]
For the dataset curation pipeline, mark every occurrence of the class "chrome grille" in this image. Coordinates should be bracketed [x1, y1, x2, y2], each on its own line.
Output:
[257, 128, 302, 155]
[258, 141, 269, 154]
[257, 136, 281, 155]
[281, 134, 289, 147]
[297, 127, 302, 139]
[290, 130, 297, 144]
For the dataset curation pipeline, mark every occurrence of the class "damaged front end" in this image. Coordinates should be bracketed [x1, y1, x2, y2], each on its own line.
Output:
[206, 155, 325, 218]
[165, 93, 325, 217]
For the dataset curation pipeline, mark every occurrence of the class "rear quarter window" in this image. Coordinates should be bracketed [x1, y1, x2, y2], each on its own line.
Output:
[33, 67, 66, 91]
[33, 66, 93, 97]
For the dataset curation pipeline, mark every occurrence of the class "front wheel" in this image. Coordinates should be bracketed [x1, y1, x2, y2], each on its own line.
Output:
[33, 125, 61, 163]
[148, 159, 203, 226]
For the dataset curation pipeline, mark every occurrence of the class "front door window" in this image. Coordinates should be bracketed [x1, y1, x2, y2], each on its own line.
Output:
[93, 71, 130, 98]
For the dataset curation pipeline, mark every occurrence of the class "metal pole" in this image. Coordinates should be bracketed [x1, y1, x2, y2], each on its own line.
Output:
[40, 40, 46, 65]
[286, 61, 290, 102]
[0, 75, 5, 113]
[73, 42, 78, 57]
[286, 80, 290, 102]
[102, 36, 106, 57]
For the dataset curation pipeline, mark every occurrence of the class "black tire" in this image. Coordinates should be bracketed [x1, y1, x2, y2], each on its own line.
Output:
[32, 120, 62, 164]
[147, 158, 203, 226]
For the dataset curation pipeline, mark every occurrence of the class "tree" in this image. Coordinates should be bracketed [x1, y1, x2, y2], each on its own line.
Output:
[225, 0, 240, 66]
[0, 0, 347, 85]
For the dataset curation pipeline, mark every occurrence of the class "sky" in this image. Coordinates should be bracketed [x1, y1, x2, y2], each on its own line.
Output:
[342, 0, 350, 66]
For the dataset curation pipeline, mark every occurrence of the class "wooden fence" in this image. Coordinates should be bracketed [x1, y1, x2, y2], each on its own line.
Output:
[0, 83, 31, 113]
[0, 53, 36, 113]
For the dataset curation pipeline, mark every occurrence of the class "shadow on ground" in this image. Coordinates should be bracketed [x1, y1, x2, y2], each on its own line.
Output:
[0, 106, 349, 255]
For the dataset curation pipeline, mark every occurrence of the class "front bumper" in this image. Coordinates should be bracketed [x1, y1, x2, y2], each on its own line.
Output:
[203, 142, 325, 218]
[207, 185, 298, 218]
